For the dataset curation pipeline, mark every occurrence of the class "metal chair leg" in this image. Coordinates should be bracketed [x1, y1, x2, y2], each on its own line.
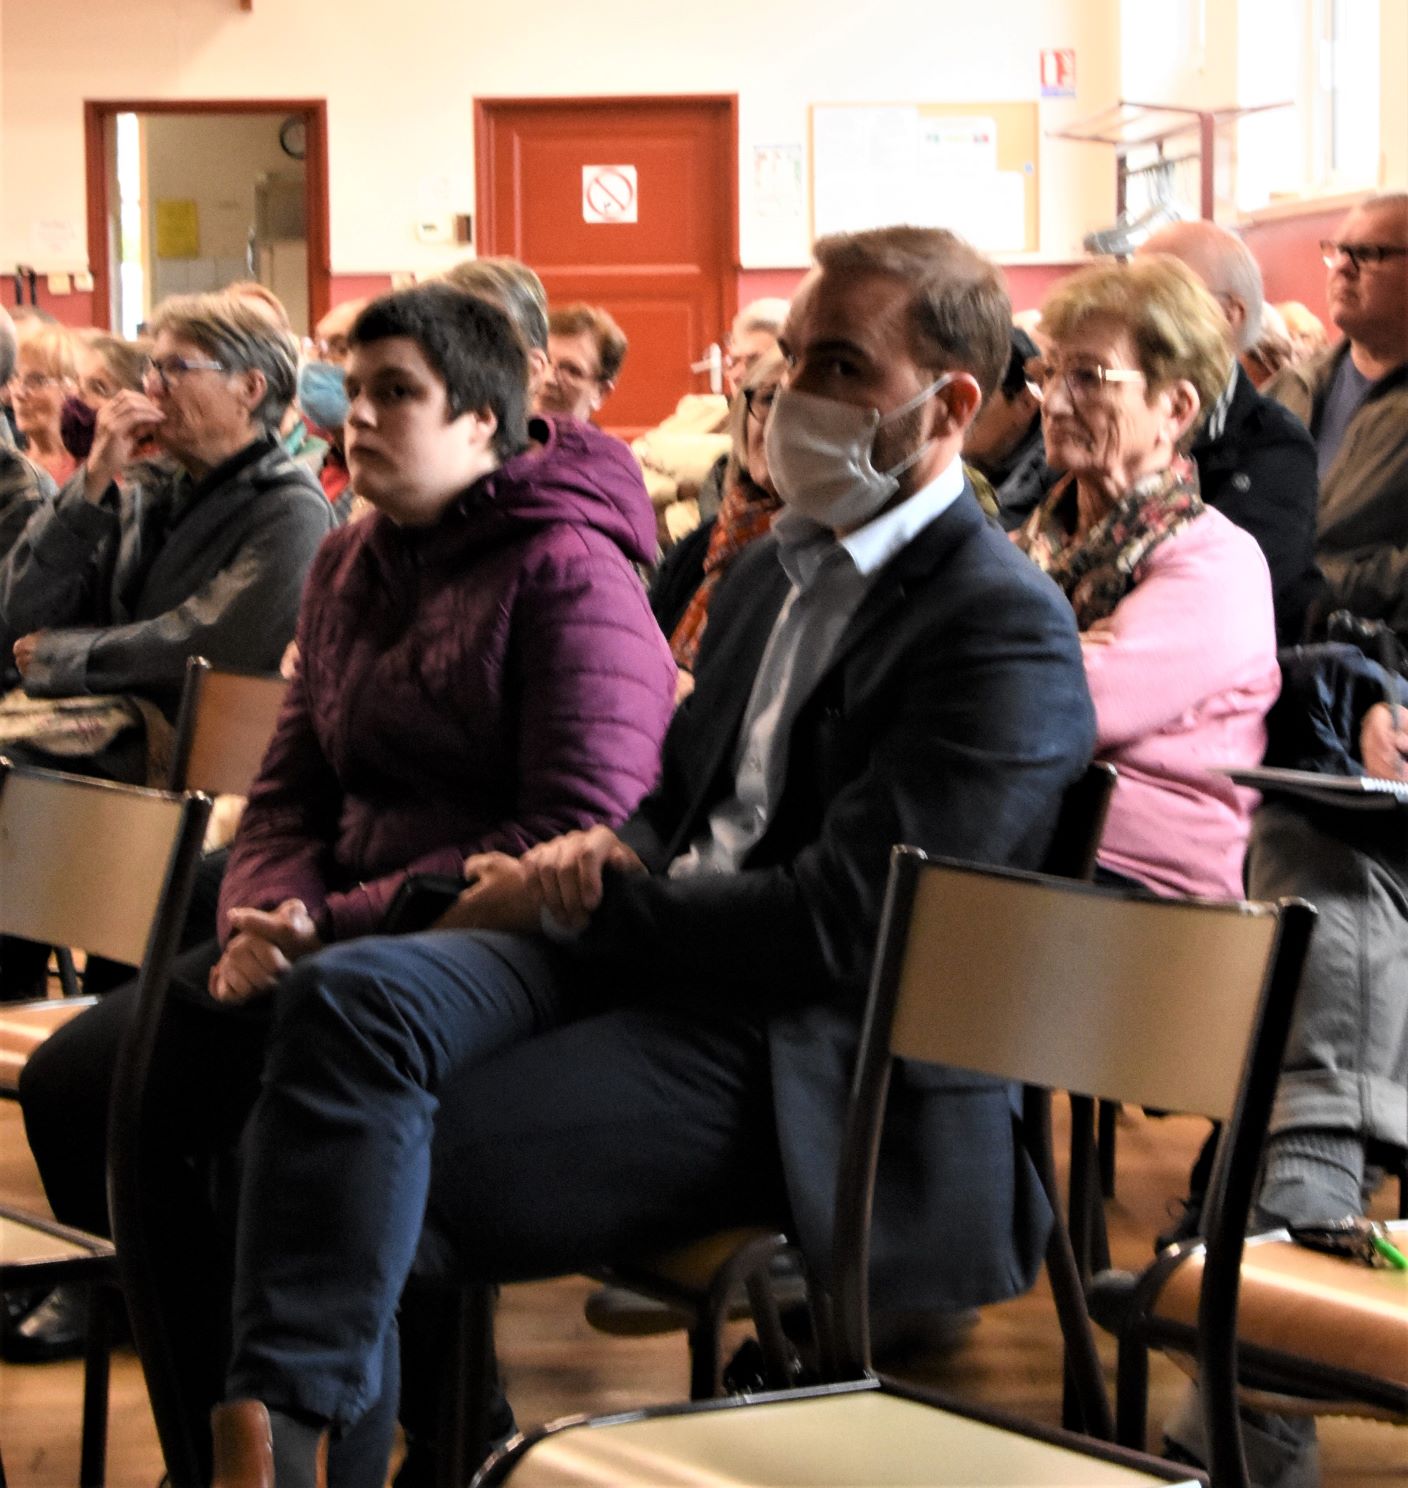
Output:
[55, 947, 81, 999]
[79, 1283, 112, 1488]
[435, 1284, 495, 1488]
[1115, 1331, 1151, 1450]
[1098, 1100, 1119, 1199]
[686, 1314, 723, 1400]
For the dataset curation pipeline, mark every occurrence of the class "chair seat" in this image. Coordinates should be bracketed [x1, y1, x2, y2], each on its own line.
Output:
[0, 1205, 114, 1283]
[1151, 1228, 1408, 1391]
[499, 1389, 1199, 1487]
[0, 996, 97, 1095]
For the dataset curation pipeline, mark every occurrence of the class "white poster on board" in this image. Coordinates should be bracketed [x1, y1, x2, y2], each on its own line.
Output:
[812, 106, 919, 240]
[811, 105, 1028, 253]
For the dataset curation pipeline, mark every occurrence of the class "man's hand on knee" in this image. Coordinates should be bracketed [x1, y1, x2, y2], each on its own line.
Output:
[209, 900, 321, 1004]
[520, 826, 645, 931]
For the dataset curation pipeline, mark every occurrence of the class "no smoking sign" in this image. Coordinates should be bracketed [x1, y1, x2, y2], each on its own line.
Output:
[582, 165, 638, 224]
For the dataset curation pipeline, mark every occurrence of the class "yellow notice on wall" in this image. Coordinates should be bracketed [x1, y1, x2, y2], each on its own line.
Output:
[155, 199, 200, 259]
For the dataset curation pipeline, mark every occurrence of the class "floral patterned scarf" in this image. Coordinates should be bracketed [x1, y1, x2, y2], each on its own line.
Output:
[669, 476, 782, 669]
[1014, 458, 1204, 628]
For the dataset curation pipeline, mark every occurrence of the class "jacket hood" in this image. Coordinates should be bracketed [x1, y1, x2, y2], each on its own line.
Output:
[463, 415, 656, 564]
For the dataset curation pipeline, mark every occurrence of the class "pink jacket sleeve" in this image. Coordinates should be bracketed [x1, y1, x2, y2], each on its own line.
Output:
[1081, 512, 1278, 752]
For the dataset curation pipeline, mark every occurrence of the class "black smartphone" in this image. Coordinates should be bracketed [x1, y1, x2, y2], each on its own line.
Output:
[382, 872, 477, 934]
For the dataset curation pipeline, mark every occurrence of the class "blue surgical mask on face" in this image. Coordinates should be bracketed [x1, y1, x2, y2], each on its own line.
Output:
[297, 360, 349, 432]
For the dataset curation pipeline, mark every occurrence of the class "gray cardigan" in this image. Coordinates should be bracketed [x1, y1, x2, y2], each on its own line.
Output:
[0, 435, 334, 716]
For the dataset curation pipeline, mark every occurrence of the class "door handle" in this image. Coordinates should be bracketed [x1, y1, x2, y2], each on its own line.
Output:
[690, 342, 723, 395]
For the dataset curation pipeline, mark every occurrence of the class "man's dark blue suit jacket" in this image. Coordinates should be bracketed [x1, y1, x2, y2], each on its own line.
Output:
[575, 486, 1097, 1311]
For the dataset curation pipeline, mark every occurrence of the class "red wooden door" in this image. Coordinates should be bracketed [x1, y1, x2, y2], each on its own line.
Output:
[476, 96, 737, 434]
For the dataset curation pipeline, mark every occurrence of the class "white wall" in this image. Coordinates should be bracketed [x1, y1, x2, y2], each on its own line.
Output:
[1381, 0, 1407, 187]
[1, 0, 1123, 276]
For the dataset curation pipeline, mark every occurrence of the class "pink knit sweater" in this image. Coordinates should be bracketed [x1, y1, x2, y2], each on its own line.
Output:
[1081, 507, 1279, 899]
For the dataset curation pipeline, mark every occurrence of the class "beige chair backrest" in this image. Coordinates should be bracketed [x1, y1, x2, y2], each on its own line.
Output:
[170, 660, 287, 797]
[888, 862, 1280, 1123]
[0, 766, 192, 968]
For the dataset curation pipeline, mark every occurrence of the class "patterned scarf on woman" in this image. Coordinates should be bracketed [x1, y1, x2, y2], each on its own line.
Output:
[669, 477, 782, 670]
[1014, 456, 1204, 628]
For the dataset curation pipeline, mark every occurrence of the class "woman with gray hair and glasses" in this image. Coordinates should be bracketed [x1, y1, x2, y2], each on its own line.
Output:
[0, 289, 334, 790]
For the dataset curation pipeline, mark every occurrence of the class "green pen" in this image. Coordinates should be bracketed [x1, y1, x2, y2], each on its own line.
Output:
[1370, 1231, 1408, 1271]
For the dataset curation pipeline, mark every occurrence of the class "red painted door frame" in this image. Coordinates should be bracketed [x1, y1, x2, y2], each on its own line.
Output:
[83, 97, 331, 331]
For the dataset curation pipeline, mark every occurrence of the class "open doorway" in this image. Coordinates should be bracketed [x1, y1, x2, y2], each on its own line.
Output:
[84, 99, 329, 336]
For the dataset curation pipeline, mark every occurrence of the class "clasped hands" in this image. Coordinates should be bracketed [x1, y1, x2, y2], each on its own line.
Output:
[436, 824, 645, 933]
[209, 826, 645, 1006]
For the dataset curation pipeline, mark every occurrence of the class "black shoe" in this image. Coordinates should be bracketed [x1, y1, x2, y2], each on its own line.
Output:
[1, 1282, 88, 1363]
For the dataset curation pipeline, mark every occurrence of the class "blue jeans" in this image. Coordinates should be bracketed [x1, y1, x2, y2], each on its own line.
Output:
[224, 929, 782, 1480]
[226, 931, 571, 1427]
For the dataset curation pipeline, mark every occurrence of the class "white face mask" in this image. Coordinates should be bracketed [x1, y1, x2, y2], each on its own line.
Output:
[764, 374, 957, 530]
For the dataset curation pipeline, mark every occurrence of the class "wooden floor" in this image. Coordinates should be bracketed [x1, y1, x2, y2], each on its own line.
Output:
[1, 1097, 1403, 1486]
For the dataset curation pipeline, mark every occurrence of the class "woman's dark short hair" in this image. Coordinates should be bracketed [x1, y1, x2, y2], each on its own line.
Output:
[350, 284, 530, 461]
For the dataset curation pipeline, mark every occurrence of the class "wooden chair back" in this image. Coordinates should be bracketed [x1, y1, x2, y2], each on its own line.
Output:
[167, 656, 287, 796]
[832, 853, 1314, 1488]
[0, 763, 202, 967]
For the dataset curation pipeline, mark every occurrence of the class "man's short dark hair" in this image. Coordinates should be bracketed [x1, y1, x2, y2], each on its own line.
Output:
[1000, 326, 1040, 399]
[548, 303, 629, 382]
[351, 284, 530, 461]
[813, 226, 1012, 399]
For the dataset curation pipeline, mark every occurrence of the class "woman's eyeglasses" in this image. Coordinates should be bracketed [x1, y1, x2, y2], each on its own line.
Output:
[742, 385, 778, 421]
[141, 355, 227, 390]
[7, 371, 61, 392]
[1024, 360, 1145, 406]
[549, 358, 604, 391]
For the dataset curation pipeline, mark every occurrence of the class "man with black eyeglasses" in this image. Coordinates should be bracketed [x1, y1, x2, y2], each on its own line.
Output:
[1268, 191, 1408, 647]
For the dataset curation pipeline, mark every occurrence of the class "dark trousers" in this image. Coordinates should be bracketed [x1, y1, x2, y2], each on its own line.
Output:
[19, 940, 270, 1471]
[224, 929, 785, 1483]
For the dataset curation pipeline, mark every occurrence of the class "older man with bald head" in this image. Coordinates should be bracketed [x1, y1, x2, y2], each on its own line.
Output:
[1140, 220, 1320, 644]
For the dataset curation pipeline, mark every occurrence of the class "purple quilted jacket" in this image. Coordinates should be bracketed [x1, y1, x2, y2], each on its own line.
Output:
[219, 416, 675, 943]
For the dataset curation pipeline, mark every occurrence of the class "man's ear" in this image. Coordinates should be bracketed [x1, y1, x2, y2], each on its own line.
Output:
[1222, 294, 1248, 345]
[931, 373, 983, 438]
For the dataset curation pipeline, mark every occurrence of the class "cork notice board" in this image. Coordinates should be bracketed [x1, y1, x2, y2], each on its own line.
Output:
[811, 102, 1038, 254]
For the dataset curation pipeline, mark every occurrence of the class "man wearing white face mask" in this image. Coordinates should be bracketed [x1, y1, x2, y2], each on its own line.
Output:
[200, 227, 1098, 1485]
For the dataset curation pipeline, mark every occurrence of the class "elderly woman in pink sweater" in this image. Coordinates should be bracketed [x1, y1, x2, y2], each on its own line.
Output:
[1014, 256, 1279, 899]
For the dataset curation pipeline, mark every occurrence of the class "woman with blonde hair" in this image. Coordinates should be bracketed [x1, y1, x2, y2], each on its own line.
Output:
[1275, 299, 1329, 363]
[1014, 255, 1280, 899]
[9, 323, 78, 484]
